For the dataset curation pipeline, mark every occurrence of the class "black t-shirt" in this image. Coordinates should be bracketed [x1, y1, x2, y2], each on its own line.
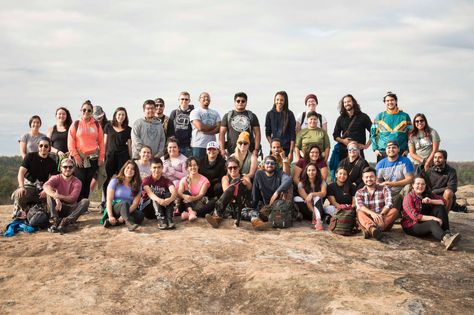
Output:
[221, 110, 260, 154]
[169, 105, 194, 147]
[105, 124, 131, 155]
[199, 155, 226, 186]
[332, 113, 372, 145]
[22, 152, 57, 184]
[327, 182, 356, 205]
[338, 157, 369, 189]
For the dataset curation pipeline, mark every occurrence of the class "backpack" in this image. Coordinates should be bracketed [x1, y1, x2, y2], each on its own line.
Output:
[268, 200, 296, 228]
[73, 119, 100, 132]
[328, 206, 356, 236]
[301, 112, 323, 128]
[27, 204, 50, 229]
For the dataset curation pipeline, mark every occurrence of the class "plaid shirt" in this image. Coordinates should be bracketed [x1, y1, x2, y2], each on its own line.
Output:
[401, 191, 445, 229]
[355, 184, 392, 213]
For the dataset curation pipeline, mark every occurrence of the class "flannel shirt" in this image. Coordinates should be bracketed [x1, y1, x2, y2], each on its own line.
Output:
[355, 184, 392, 213]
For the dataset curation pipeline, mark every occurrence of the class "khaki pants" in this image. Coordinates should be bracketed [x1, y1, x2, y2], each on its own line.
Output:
[357, 208, 398, 232]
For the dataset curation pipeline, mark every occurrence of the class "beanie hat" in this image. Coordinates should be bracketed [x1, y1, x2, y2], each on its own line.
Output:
[305, 94, 318, 105]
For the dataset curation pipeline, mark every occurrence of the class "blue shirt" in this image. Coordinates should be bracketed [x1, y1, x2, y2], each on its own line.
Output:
[376, 155, 414, 195]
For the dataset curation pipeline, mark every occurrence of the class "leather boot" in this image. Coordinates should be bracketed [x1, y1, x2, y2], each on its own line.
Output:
[205, 214, 222, 228]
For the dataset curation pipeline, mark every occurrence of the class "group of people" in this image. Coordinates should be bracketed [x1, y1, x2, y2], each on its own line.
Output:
[10, 90, 462, 250]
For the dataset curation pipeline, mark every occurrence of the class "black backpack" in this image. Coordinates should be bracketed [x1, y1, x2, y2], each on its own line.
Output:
[268, 200, 296, 228]
[27, 204, 50, 229]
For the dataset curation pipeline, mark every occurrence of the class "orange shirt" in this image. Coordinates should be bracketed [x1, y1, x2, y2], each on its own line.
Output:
[68, 118, 105, 162]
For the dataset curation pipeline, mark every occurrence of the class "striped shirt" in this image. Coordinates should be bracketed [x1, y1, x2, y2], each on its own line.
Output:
[355, 184, 393, 213]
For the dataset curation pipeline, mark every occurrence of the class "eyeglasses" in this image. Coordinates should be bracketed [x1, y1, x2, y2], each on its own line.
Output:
[227, 166, 239, 171]
[414, 120, 425, 124]
[235, 99, 246, 104]
[82, 108, 92, 113]
[62, 165, 74, 169]
[265, 161, 276, 166]
[238, 141, 249, 146]
[180, 98, 189, 101]
[39, 144, 49, 148]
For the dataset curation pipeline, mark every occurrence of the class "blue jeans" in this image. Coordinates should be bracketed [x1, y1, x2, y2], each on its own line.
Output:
[180, 145, 192, 158]
[192, 147, 207, 161]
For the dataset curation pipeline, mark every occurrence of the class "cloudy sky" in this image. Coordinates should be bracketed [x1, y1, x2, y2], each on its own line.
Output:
[1, 1, 473, 161]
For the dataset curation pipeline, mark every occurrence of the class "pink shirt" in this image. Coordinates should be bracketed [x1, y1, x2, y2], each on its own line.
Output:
[44, 174, 82, 204]
[179, 175, 210, 196]
[68, 118, 105, 162]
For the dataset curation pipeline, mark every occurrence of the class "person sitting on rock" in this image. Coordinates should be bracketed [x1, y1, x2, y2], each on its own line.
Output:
[355, 167, 399, 240]
[205, 157, 252, 228]
[43, 158, 90, 233]
[251, 155, 292, 230]
[402, 176, 461, 250]
[425, 150, 458, 212]
[12, 137, 57, 218]
[338, 141, 369, 189]
[141, 158, 177, 230]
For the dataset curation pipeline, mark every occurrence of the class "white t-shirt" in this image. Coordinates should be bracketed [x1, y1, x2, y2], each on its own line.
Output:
[296, 112, 327, 129]
[190, 107, 221, 148]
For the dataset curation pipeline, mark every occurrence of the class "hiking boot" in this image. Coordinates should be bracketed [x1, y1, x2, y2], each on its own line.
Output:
[127, 221, 139, 231]
[370, 226, 383, 241]
[57, 217, 72, 234]
[188, 209, 198, 222]
[252, 218, 271, 231]
[103, 219, 112, 228]
[362, 228, 371, 239]
[205, 214, 222, 228]
[441, 233, 461, 250]
[157, 218, 168, 230]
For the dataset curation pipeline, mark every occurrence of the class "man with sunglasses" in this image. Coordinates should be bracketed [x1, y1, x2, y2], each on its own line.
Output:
[154, 98, 172, 138]
[43, 158, 90, 233]
[251, 155, 292, 230]
[12, 137, 57, 216]
[220, 92, 261, 157]
[168, 91, 195, 157]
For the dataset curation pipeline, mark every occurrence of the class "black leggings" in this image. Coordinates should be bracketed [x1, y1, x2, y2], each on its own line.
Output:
[404, 204, 450, 241]
[75, 159, 98, 200]
[103, 151, 130, 201]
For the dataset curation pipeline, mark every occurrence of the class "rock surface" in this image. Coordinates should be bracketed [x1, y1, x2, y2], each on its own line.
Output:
[1, 192, 473, 314]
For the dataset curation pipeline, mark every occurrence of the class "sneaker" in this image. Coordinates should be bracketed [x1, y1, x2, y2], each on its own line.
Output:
[252, 219, 271, 231]
[188, 210, 198, 222]
[48, 226, 59, 233]
[205, 214, 222, 228]
[370, 226, 383, 241]
[167, 218, 175, 230]
[57, 217, 71, 234]
[127, 222, 139, 231]
[442, 233, 461, 250]
[103, 219, 112, 228]
[314, 220, 324, 231]
[157, 218, 168, 230]
[181, 212, 189, 221]
[362, 228, 371, 239]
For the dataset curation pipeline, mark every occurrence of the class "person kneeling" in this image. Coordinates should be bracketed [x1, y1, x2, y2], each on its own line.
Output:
[43, 158, 90, 233]
[206, 157, 252, 228]
[355, 167, 398, 240]
[102, 160, 144, 231]
[141, 158, 177, 230]
[402, 176, 461, 250]
[250, 155, 293, 230]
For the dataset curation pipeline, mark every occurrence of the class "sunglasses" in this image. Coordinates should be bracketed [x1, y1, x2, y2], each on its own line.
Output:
[39, 144, 49, 148]
[82, 108, 92, 113]
[414, 120, 425, 123]
[227, 166, 239, 171]
[155, 103, 165, 107]
[238, 141, 249, 146]
[235, 99, 246, 104]
[265, 161, 276, 166]
[62, 165, 74, 169]
[348, 148, 359, 152]
[180, 98, 189, 101]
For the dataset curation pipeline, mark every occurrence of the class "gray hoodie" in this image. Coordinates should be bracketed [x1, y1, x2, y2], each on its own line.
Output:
[132, 117, 165, 159]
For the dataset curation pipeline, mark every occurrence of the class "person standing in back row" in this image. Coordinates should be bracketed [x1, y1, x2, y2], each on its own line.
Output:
[371, 91, 412, 162]
[169, 91, 194, 157]
[190, 92, 221, 161]
[132, 99, 166, 160]
[333, 94, 372, 160]
[220, 92, 261, 157]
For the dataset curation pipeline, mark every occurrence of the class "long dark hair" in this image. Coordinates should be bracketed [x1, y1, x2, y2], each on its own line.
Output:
[115, 160, 141, 197]
[163, 137, 180, 161]
[338, 94, 362, 116]
[409, 113, 432, 139]
[301, 162, 323, 193]
[273, 91, 290, 135]
[335, 167, 352, 196]
[112, 107, 129, 127]
[55, 107, 72, 130]
[304, 144, 322, 164]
